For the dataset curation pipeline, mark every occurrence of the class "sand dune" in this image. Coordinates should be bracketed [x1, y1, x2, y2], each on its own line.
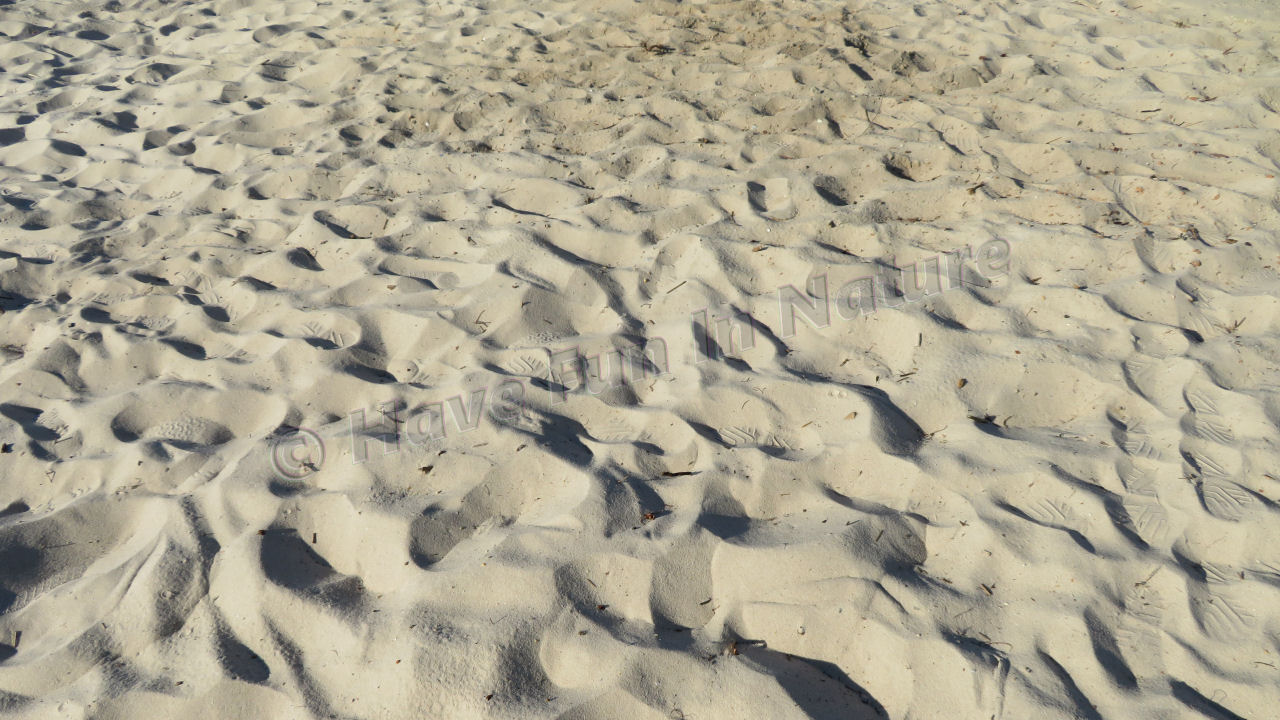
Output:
[1, 0, 1279, 717]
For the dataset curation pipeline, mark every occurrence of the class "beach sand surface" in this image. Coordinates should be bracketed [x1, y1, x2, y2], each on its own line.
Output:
[0, 0, 1279, 717]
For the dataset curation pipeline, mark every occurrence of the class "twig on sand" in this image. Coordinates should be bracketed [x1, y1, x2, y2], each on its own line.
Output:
[1134, 566, 1161, 587]
[1217, 316, 1247, 335]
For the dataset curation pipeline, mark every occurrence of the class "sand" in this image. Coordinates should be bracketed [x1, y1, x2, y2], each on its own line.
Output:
[1, 0, 1279, 717]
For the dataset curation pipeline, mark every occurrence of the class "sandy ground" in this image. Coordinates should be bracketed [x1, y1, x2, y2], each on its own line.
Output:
[1, 0, 1279, 717]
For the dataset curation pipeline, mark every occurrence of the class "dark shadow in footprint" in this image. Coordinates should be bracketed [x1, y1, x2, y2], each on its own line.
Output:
[698, 511, 753, 540]
[1170, 679, 1246, 720]
[80, 307, 115, 324]
[684, 420, 732, 449]
[1083, 608, 1138, 691]
[131, 62, 183, 83]
[260, 529, 364, 608]
[0, 543, 40, 614]
[259, 531, 331, 587]
[235, 275, 276, 291]
[602, 471, 669, 537]
[252, 24, 293, 43]
[850, 384, 924, 457]
[813, 176, 850, 206]
[0, 404, 58, 443]
[883, 158, 913, 181]
[688, 315, 753, 371]
[161, 338, 207, 360]
[312, 211, 363, 239]
[95, 111, 137, 133]
[745, 181, 769, 212]
[201, 306, 230, 322]
[267, 479, 308, 498]
[783, 365, 925, 458]
[49, 140, 86, 157]
[408, 507, 473, 569]
[344, 364, 395, 384]
[847, 62, 873, 81]
[129, 272, 169, 286]
[338, 127, 367, 145]
[143, 129, 175, 150]
[0, 195, 35, 211]
[1038, 650, 1104, 720]
[216, 625, 271, 683]
[507, 410, 593, 467]
[738, 643, 887, 720]
[994, 500, 1096, 554]
[492, 197, 550, 218]
[0, 290, 34, 312]
[286, 247, 323, 271]
[1100, 496, 1152, 552]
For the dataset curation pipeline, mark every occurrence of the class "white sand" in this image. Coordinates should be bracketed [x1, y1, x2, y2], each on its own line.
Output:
[1, 0, 1279, 716]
